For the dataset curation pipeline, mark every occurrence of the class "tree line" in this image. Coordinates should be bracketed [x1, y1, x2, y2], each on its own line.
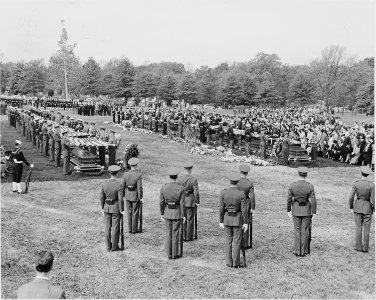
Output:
[0, 23, 373, 114]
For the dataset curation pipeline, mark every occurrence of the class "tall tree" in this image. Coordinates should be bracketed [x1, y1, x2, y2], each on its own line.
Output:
[289, 72, 316, 105]
[178, 73, 198, 105]
[310, 45, 346, 110]
[158, 74, 177, 106]
[219, 74, 243, 106]
[81, 57, 101, 96]
[132, 71, 157, 99]
[355, 79, 374, 115]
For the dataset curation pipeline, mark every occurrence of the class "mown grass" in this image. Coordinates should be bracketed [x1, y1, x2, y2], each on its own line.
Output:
[1, 112, 375, 299]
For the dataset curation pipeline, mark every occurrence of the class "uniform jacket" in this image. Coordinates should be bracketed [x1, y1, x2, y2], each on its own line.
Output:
[61, 137, 71, 153]
[100, 178, 123, 213]
[17, 277, 65, 299]
[176, 174, 200, 207]
[120, 170, 143, 202]
[160, 182, 185, 220]
[349, 179, 375, 214]
[287, 180, 317, 216]
[9, 148, 30, 166]
[237, 177, 255, 210]
[53, 132, 62, 147]
[219, 187, 248, 226]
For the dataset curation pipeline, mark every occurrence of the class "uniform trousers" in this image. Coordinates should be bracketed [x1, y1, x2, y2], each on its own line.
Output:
[62, 151, 70, 175]
[49, 141, 55, 162]
[55, 146, 61, 167]
[165, 219, 181, 258]
[224, 225, 242, 267]
[293, 216, 311, 255]
[104, 212, 121, 251]
[244, 212, 252, 248]
[126, 200, 140, 233]
[354, 212, 372, 252]
[184, 207, 195, 241]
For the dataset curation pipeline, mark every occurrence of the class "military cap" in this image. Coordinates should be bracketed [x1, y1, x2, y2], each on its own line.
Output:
[108, 165, 121, 173]
[183, 162, 194, 169]
[168, 168, 179, 177]
[360, 166, 372, 176]
[15, 139, 22, 145]
[239, 164, 250, 173]
[229, 173, 241, 183]
[91, 122, 95, 125]
[128, 157, 139, 166]
[297, 167, 309, 175]
[100, 127, 105, 130]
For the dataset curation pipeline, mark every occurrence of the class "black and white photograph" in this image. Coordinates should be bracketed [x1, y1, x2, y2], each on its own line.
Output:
[0, 0, 374, 298]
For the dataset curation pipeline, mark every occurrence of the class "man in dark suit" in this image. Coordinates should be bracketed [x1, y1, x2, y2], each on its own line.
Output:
[219, 174, 249, 268]
[17, 251, 65, 299]
[349, 166, 374, 252]
[287, 167, 317, 257]
[237, 164, 255, 249]
[160, 169, 186, 259]
[176, 162, 200, 241]
[120, 158, 143, 234]
[100, 165, 124, 251]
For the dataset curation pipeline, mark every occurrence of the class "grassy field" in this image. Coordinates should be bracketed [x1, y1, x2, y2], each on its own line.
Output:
[1, 112, 375, 299]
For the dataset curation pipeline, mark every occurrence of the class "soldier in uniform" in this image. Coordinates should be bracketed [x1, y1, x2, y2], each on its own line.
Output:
[349, 166, 374, 252]
[53, 125, 62, 168]
[237, 164, 255, 249]
[219, 174, 249, 268]
[48, 124, 55, 162]
[120, 158, 143, 234]
[100, 165, 124, 252]
[287, 167, 317, 257]
[42, 122, 49, 156]
[61, 131, 72, 176]
[282, 131, 290, 165]
[17, 250, 66, 299]
[108, 130, 117, 166]
[160, 169, 186, 259]
[259, 128, 266, 159]
[9, 140, 34, 194]
[244, 124, 252, 156]
[176, 162, 200, 241]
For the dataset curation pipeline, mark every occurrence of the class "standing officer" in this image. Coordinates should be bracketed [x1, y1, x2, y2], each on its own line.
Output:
[160, 169, 186, 259]
[282, 131, 290, 165]
[53, 125, 62, 168]
[48, 124, 55, 162]
[9, 140, 34, 194]
[100, 165, 124, 252]
[219, 174, 248, 268]
[349, 166, 374, 253]
[287, 167, 317, 257]
[42, 122, 49, 156]
[176, 162, 200, 241]
[61, 131, 72, 176]
[120, 158, 143, 234]
[237, 164, 255, 249]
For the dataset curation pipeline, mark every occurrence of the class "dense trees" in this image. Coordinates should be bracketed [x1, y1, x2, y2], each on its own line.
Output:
[0, 39, 373, 114]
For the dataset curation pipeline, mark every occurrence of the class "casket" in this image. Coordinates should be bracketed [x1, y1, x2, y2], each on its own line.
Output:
[70, 148, 103, 173]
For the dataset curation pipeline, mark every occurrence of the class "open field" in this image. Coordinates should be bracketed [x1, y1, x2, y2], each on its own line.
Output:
[1, 113, 375, 299]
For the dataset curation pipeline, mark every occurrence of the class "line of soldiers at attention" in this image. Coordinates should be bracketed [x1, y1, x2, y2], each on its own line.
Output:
[100, 159, 374, 267]
[7, 106, 120, 176]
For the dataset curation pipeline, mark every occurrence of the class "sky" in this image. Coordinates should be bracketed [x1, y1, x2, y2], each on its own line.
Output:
[0, 0, 374, 68]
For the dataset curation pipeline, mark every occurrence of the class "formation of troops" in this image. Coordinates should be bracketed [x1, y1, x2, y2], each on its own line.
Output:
[1, 95, 373, 298]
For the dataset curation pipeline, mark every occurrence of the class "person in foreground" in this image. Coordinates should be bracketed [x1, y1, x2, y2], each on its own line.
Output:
[287, 167, 317, 257]
[349, 166, 374, 253]
[219, 173, 249, 268]
[17, 250, 65, 299]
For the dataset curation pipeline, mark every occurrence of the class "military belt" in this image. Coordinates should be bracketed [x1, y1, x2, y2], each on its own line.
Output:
[127, 186, 136, 191]
[167, 202, 179, 209]
[225, 209, 240, 216]
[185, 190, 193, 196]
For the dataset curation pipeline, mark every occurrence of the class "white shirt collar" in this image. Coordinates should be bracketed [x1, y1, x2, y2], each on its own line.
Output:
[35, 275, 50, 281]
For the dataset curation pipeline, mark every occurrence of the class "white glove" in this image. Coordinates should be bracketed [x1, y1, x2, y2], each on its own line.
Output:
[102, 211, 105, 216]
[251, 209, 255, 215]
[30, 164, 34, 168]
[182, 217, 186, 223]
[287, 211, 292, 218]
[160, 215, 165, 221]
[196, 203, 200, 207]
[242, 224, 248, 232]
[312, 214, 316, 219]
[350, 209, 354, 214]
[219, 223, 224, 229]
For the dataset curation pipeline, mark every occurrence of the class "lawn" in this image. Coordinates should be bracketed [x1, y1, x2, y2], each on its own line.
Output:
[1, 112, 375, 299]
